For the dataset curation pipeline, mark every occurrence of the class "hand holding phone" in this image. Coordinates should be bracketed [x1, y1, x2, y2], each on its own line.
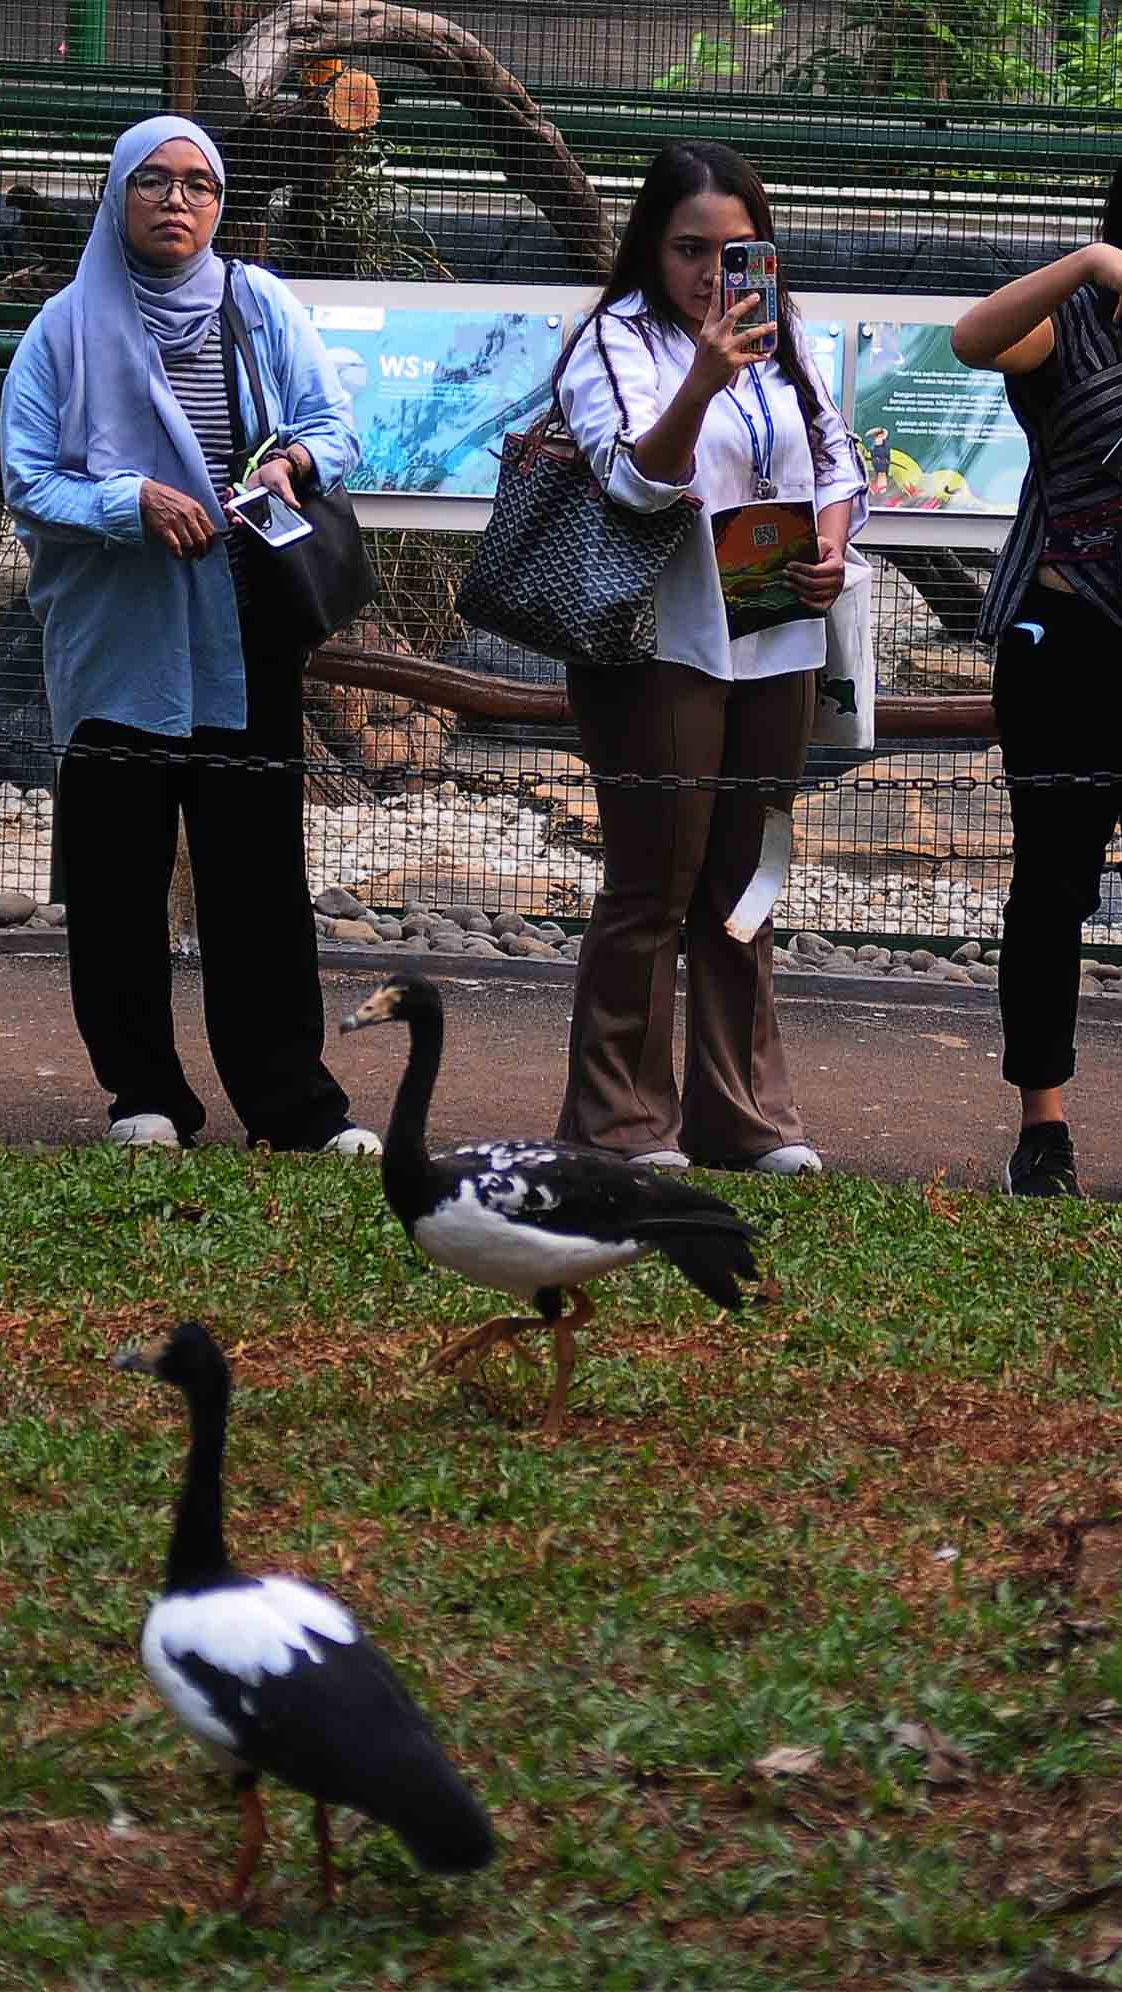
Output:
[226, 485, 314, 549]
[721, 240, 778, 354]
[689, 274, 779, 401]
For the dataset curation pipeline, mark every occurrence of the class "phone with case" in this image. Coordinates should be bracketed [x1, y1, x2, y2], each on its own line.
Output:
[720, 239, 778, 353]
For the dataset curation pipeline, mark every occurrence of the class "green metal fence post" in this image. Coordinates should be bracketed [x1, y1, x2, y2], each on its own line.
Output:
[65, 0, 108, 67]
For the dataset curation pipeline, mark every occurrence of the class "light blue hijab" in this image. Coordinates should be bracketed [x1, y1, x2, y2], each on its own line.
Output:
[41, 116, 230, 528]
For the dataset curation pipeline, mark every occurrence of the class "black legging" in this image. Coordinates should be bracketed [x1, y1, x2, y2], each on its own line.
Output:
[57, 634, 349, 1147]
[993, 581, 1122, 1090]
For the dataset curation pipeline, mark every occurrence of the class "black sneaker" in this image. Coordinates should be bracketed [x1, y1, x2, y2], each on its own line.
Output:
[1002, 1121, 1082, 1198]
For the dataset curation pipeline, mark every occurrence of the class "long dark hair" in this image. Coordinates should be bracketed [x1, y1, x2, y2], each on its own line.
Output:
[556, 140, 825, 456]
[1103, 161, 1122, 246]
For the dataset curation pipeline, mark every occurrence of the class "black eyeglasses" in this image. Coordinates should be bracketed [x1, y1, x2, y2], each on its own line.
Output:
[130, 168, 221, 210]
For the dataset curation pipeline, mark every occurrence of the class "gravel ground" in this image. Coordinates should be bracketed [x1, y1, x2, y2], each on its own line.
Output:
[4, 777, 1121, 957]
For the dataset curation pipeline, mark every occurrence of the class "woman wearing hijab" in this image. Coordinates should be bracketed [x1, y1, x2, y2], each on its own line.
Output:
[1, 118, 380, 1153]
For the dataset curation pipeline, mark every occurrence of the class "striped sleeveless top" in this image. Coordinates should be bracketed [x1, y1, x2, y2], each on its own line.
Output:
[979, 283, 1122, 642]
[162, 320, 248, 604]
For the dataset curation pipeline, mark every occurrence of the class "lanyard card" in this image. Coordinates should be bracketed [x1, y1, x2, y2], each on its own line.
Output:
[712, 500, 822, 639]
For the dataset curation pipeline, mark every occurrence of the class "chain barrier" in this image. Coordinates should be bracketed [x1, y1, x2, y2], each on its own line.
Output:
[5, 735, 1122, 796]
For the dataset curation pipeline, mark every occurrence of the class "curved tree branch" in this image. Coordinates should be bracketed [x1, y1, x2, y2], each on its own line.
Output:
[310, 643, 998, 740]
[203, 0, 617, 277]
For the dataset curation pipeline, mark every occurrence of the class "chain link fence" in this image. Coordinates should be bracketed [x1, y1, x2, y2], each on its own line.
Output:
[1, 1, 1121, 943]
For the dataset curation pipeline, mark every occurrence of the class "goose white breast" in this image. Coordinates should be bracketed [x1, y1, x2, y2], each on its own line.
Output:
[415, 1176, 648, 1295]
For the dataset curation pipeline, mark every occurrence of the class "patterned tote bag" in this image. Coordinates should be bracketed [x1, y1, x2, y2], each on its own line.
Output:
[456, 318, 701, 670]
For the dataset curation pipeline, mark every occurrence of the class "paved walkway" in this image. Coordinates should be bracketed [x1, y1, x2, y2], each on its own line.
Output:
[3, 955, 1119, 1195]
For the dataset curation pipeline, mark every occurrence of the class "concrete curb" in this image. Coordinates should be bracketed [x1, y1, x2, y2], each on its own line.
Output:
[4, 929, 1122, 1022]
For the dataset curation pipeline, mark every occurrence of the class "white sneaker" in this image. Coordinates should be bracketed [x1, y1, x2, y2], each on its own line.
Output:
[109, 1113, 180, 1149]
[631, 1148, 692, 1170]
[322, 1126, 383, 1157]
[751, 1144, 822, 1176]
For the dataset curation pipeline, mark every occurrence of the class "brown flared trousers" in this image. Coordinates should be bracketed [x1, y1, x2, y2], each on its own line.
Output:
[557, 658, 816, 1163]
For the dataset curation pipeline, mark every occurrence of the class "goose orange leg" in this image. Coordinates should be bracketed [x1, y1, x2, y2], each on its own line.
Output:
[229, 1779, 267, 1909]
[425, 1314, 540, 1378]
[542, 1288, 594, 1438]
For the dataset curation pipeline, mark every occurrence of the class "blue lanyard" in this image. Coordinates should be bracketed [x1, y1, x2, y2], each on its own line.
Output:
[724, 369, 775, 488]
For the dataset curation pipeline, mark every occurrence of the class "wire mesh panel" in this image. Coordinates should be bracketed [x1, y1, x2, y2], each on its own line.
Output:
[2, 0, 1122, 944]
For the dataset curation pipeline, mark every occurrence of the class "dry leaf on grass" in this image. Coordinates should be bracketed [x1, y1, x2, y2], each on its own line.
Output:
[752, 1277, 783, 1307]
[889, 1719, 972, 1785]
[1082, 1698, 1122, 1724]
[1017, 1961, 1106, 1989]
[1037, 1874, 1122, 1919]
[1058, 1616, 1112, 1643]
[752, 1745, 822, 1780]
[1080, 1918, 1122, 1968]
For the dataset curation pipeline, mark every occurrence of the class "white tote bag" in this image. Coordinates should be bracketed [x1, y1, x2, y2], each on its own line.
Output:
[811, 547, 876, 751]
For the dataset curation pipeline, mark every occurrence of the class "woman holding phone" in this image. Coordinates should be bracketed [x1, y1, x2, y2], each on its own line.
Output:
[1, 117, 379, 1154]
[554, 139, 867, 1173]
[952, 176, 1122, 1197]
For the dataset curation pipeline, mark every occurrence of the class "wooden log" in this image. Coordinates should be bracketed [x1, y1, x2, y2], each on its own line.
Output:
[310, 641, 572, 723]
[309, 645, 999, 741]
[159, 0, 210, 113]
[320, 66, 381, 131]
[200, 0, 616, 276]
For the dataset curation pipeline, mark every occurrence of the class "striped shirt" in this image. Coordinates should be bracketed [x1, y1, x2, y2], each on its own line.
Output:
[979, 283, 1122, 642]
[163, 319, 248, 604]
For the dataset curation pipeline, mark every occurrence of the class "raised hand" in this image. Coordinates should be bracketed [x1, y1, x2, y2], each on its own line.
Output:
[686, 284, 779, 400]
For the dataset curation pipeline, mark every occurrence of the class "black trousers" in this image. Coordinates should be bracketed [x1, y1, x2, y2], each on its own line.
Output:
[993, 581, 1122, 1090]
[58, 634, 350, 1148]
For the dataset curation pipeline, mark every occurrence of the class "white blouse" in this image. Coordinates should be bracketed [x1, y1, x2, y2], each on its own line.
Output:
[558, 292, 868, 681]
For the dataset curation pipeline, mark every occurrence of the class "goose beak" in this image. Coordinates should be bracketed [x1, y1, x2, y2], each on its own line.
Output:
[112, 1335, 165, 1375]
[340, 985, 398, 1034]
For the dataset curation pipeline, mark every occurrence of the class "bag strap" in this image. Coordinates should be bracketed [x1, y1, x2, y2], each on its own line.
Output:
[593, 314, 632, 433]
[219, 264, 270, 460]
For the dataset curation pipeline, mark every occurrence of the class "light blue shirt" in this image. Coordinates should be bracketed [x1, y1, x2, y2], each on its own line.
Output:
[0, 261, 360, 745]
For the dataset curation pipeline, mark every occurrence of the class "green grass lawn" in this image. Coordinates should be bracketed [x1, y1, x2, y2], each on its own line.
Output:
[3, 1149, 1122, 1989]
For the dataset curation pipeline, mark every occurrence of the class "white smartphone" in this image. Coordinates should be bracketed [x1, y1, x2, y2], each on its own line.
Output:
[227, 486, 314, 549]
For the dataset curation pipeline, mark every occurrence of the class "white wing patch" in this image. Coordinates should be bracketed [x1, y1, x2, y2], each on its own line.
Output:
[448, 1143, 558, 1168]
[415, 1178, 647, 1296]
[141, 1577, 359, 1757]
[478, 1171, 531, 1214]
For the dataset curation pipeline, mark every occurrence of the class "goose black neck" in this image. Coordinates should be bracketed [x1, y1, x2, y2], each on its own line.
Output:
[382, 1000, 444, 1222]
[166, 1369, 232, 1593]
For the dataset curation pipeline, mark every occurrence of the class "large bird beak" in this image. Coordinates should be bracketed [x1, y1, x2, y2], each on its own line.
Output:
[112, 1334, 166, 1375]
[339, 985, 398, 1035]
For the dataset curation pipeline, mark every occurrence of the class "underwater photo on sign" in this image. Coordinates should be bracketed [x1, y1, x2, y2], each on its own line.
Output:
[309, 306, 564, 499]
[854, 321, 1029, 513]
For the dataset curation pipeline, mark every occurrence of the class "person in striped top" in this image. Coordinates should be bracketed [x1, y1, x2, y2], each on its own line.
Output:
[953, 188, 1122, 1199]
[1, 118, 380, 1156]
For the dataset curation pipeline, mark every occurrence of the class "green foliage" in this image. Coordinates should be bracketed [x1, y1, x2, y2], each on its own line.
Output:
[770, 0, 1122, 104]
[657, 0, 1122, 108]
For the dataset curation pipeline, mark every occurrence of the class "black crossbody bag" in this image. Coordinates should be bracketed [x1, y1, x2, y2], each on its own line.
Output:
[218, 271, 376, 653]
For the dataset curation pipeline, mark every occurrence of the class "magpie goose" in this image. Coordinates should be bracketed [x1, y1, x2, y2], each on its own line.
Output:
[340, 973, 759, 1435]
[114, 1320, 494, 1907]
